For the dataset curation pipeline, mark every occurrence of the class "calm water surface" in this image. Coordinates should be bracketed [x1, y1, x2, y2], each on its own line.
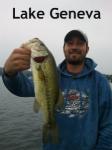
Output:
[0, 77, 43, 150]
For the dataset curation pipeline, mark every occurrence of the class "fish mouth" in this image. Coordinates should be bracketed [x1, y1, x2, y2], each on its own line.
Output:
[33, 56, 48, 63]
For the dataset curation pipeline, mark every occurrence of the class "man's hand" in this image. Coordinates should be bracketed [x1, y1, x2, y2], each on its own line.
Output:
[4, 47, 31, 76]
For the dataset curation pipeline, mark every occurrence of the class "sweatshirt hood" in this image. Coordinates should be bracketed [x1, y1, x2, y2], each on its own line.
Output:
[58, 58, 97, 78]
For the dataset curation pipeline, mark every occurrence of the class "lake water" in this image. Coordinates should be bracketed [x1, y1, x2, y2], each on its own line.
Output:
[0, 77, 112, 150]
[0, 77, 43, 150]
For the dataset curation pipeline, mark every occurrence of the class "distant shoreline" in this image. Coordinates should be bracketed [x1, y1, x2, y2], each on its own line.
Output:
[0, 67, 112, 82]
[0, 67, 32, 78]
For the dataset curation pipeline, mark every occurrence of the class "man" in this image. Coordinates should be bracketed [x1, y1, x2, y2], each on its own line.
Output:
[2, 30, 112, 150]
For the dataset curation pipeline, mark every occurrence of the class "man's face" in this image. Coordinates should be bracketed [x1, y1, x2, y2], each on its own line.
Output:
[63, 38, 89, 65]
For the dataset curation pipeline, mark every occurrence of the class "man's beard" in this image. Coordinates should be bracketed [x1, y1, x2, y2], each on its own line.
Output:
[66, 53, 86, 65]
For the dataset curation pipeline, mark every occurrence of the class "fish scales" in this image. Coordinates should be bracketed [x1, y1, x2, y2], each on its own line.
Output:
[21, 38, 64, 144]
[41, 55, 58, 124]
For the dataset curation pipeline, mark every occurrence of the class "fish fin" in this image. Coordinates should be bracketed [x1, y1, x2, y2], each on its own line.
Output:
[37, 65, 45, 81]
[33, 99, 40, 113]
[55, 90, 64, 109]
[42, 123, 59, 144]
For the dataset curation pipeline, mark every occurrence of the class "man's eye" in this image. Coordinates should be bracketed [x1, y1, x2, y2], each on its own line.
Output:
[78, 41, 85, 45]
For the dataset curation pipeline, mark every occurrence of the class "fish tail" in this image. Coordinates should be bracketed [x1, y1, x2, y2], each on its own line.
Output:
[42, 123, 59, 144]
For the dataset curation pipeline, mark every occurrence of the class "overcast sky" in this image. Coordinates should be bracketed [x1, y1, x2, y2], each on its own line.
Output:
[0, 0, 112, 74]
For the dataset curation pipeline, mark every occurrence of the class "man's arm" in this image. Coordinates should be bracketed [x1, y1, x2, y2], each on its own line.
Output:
[2, 46, 34, 97]
[2, 70, 35, 97]
[95, 76, 112, 150]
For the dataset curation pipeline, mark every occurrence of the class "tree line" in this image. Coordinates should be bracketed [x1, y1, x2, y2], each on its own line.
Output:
[0, 67, 112, 82]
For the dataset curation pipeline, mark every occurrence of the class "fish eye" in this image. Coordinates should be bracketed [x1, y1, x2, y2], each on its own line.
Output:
[40, 43, 44, 46]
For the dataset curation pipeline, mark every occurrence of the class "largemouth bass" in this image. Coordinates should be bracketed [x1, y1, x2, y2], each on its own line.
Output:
[21, 38, 64, 144]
